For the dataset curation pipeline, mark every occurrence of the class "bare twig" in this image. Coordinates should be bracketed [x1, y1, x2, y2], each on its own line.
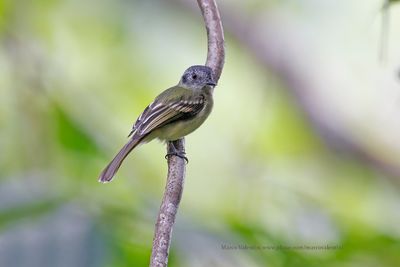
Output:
[150, 140, 186, 267]
[149, 1, 225, 266]
[197, 0, 225, 80]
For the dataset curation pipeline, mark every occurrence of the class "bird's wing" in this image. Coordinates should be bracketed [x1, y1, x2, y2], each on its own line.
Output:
[130, 88, 205, 137]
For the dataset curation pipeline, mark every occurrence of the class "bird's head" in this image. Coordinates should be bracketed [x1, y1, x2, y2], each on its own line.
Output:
[179, 65, 216, 90]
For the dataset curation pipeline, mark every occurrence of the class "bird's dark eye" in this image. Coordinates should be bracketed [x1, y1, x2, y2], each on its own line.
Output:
[192, 74, 197, 80]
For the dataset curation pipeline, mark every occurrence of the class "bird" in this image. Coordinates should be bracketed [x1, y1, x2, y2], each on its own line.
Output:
[98, 65, 216, 183]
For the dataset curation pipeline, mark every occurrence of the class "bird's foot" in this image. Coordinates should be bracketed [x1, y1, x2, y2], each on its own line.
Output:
[165, 141, 189, 163]
[165, 152, 188, 163]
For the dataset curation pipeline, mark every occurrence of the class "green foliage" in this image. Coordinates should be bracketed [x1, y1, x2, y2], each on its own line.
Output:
[0, 0, 399, 267]
[53, 105, 99, 154]
[0, 199, 61, 229]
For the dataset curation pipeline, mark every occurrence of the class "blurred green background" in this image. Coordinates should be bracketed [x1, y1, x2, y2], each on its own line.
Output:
[1, 0, 400, 266]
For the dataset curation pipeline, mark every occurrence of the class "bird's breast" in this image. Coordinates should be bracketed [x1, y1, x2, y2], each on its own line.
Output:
[155, 96, 213, 141]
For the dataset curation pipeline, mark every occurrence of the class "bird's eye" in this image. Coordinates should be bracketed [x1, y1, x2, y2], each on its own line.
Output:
[192, 74, 197, 80]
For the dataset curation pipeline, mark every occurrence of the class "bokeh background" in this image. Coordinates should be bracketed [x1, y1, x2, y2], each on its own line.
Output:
[1, 0, 400, 266]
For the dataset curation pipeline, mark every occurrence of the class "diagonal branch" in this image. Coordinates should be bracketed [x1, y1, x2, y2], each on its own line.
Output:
[149, 1, 225, 267]
[197, 0, 225, 80]
[150, 140, 186, 267]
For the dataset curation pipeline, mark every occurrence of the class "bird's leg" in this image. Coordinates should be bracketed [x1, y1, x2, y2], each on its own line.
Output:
[165, 140, 189, 163]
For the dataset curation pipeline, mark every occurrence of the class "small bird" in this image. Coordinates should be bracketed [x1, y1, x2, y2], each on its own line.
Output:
[99, 65, 216, 183]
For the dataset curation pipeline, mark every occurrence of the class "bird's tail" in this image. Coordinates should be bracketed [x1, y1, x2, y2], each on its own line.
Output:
[98, 136, 143, 183]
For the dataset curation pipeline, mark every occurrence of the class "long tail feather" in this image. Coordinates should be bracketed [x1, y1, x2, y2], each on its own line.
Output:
[98, 136, 142, 183]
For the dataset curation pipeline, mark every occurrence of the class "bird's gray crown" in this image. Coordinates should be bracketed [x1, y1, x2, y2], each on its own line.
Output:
[179, 65, 216, 89]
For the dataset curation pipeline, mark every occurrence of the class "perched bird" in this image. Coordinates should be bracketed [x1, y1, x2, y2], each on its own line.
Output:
[99, 65, 216, 183]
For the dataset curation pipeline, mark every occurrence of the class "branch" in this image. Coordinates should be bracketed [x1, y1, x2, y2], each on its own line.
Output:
[149, 1, 225, 266]
[150, 140, 186, 267]
[197, 0, 225, 80]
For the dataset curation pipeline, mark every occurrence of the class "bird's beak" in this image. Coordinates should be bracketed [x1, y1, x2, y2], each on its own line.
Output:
[206, 82, 217, 86]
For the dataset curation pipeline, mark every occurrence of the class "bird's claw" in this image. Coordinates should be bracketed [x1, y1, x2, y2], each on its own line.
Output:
[165, 140, 189, 163]
[165, 152, 189, 163]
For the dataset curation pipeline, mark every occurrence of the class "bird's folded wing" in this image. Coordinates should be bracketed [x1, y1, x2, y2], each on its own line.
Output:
[132, 95, 205, 136]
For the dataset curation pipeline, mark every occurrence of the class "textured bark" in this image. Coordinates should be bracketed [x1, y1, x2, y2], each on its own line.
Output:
[149, 1, 225, 266]
[197, 0, 225, 81]
[150, 140, 186, 267]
